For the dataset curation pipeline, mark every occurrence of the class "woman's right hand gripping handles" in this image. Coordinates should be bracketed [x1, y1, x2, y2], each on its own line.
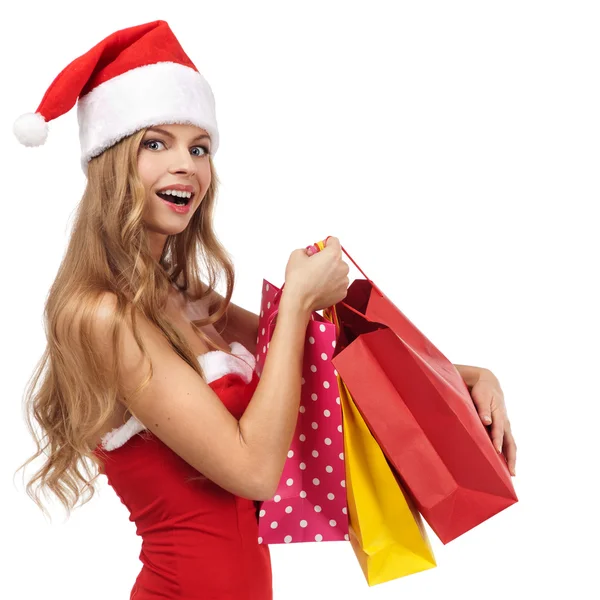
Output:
[282, 236, 350, 314]
[86, 238, 350, 503]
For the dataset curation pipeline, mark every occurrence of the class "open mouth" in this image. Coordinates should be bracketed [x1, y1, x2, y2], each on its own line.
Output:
[156, 191, 194, 206]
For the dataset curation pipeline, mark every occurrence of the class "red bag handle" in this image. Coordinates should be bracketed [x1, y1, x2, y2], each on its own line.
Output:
[306, 237, 384, 298]
[269, 238, 382, 340]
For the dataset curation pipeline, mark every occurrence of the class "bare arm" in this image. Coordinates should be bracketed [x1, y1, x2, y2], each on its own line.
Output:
[67, 290, 310, 501]
[237, 292, 307, 489]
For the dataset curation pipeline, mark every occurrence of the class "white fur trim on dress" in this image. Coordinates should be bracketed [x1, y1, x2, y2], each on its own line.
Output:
[200, 341, 255, 386]
[101, 414, 147, 452]
[77, 61, 219, 173]
[99, 341, 255, 451]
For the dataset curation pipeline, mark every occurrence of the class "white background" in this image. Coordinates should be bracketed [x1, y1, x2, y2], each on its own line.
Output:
[2, 1, 599, 598]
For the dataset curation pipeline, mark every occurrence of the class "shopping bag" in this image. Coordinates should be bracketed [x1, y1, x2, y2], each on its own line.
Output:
[255, 279, 349, 544]
[329, 246, 518, 544]
[339, 377, 437, 585]
[322, 308, 436, 586]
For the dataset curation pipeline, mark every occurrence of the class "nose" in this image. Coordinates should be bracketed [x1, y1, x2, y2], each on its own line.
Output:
[168, 146, 196, 177]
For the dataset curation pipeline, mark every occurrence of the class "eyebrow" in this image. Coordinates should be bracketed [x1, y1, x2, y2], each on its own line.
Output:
[145, 127, 210, 143]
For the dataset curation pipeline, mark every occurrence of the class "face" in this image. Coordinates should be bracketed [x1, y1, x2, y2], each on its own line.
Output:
[137, 123, 212, 257]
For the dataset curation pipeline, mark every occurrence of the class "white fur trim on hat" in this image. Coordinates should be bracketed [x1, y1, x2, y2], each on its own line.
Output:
[77, 61, 219, 173]
[99, 342, 255, 452]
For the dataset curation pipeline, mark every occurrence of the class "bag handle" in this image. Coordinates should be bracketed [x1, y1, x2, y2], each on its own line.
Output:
[306, 237, 384, 298]
[268, 238, 381, 341]
[266, 282, 317, 341]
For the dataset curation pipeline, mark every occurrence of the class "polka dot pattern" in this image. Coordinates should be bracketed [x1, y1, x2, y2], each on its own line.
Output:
[255, 280, 349, 544]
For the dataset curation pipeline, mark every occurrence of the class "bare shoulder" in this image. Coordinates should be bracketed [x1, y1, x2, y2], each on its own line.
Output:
[56, 290, 114, 349]
[57, 291, 132, 356]
[56, 290, 160, 396]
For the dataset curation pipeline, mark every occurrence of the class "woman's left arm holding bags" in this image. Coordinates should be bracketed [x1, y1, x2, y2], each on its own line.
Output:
[206, 296, 517, 478]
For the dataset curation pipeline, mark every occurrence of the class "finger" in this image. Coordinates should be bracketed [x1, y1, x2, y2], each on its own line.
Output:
[470, 387, 493, 426]
[342, 261, 350, 276]
[490, 409, 504, 455]
[325, 236, 341, 251]
[479, 409, 492, 426]
[503, 428, 517, 477]
[305, 245, 317, 256]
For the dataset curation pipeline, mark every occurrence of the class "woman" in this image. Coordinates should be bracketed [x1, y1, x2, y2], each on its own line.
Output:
[14, 20, 516, 599]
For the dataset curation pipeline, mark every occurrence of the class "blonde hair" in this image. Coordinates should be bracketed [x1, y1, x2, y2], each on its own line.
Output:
[15, 128, 236, 520]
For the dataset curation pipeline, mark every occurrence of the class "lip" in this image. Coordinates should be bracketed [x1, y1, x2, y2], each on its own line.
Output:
[156, 183, 196, 213]
[160, 197, 192, 214]
[156, 184, 196, 194]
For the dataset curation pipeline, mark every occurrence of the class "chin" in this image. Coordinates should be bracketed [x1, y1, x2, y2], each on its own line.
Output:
[143, 220, 190, 235]
[162, 223, 190, 235]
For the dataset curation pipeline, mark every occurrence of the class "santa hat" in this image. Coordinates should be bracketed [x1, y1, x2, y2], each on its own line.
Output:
[13, 20, 219, 173]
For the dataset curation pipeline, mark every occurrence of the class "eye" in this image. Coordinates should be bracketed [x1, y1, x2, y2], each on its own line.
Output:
[143, 139, 165, 151]
[191, 145, 210, 157]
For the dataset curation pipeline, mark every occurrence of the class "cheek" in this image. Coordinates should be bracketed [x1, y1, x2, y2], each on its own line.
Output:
[137, 155, 162, 195]
[198, 161, 212, 190]
[136, 156, 152, 188]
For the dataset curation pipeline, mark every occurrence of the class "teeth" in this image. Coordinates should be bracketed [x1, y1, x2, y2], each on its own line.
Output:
[159, 189, 193, 199]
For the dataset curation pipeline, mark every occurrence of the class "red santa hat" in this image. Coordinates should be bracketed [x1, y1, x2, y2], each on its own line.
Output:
[13, 20, 219, 173]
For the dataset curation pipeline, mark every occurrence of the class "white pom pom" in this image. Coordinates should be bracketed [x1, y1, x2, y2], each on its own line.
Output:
[13, 112, 48, 147]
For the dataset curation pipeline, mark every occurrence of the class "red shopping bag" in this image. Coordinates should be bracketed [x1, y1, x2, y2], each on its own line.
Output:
[255, 280, 349, 544]
[329, 247, 518, 545]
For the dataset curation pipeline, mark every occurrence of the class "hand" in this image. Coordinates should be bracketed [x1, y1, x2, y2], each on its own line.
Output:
[469, 369, 517, 477]
[284, 236, 350, 313]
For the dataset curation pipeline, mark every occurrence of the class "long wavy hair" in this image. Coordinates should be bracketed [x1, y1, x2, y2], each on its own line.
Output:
[15, 127, 236, 520]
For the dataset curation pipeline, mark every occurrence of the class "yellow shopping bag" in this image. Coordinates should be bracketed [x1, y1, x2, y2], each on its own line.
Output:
[338, 377, 437, 585]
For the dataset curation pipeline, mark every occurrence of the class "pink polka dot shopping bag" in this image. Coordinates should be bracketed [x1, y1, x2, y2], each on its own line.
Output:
[255, 279, 349, 544]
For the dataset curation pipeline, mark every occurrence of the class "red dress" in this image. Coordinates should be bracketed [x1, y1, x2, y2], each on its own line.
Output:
[93, 342, 273, 599]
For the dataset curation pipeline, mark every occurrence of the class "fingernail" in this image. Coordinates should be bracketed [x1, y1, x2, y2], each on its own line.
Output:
[483, 416, 492, 424]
